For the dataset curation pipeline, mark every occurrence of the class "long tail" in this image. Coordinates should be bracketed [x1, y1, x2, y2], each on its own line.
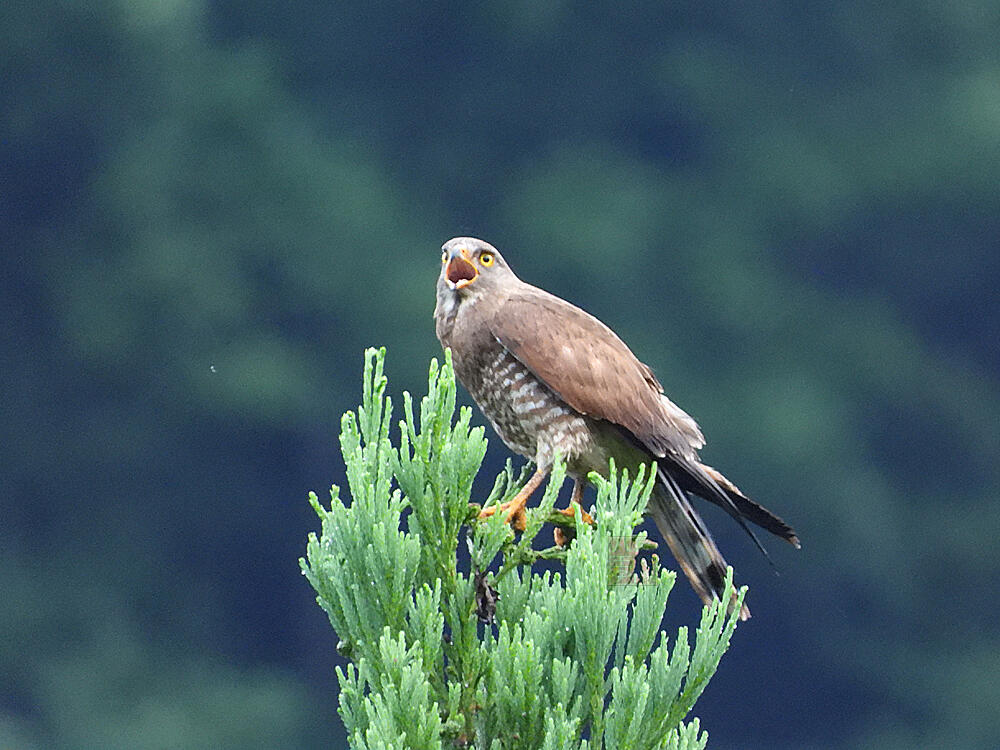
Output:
[648, 466, 751, 620]
[694, 463, 801, 549]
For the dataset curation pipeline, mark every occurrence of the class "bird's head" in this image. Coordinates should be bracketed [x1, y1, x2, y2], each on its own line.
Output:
[437, 237, 516, 304]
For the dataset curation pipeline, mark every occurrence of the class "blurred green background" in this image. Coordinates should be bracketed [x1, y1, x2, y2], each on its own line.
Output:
[3, 1, 998, 748]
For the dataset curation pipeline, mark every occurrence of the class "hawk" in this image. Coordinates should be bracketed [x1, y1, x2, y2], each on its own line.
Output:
[434, 237, 799, 618]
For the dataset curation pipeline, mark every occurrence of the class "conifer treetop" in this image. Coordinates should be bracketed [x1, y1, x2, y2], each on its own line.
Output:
[301, 347, 745, 749]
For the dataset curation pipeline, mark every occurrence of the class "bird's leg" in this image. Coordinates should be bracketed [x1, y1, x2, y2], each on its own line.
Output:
[553, 478, 595, 547]
[478, 465, 549, 532]
[556, 478, 594, 523]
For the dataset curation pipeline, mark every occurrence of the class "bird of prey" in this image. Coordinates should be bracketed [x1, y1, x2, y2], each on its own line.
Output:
[435, 237, 799, 618]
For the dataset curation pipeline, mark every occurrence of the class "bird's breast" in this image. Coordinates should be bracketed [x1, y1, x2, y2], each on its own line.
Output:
[455, 339, 591, 469]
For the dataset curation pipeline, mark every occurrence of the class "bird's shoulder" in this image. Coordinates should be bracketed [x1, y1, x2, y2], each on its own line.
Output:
[491, 285, 651, 374]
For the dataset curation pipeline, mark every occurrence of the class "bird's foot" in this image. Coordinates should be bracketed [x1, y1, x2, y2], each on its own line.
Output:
[552, 503, 594, 547]
[477, 466, 548, 533]
[554, 503, 594, 524]
[553, 526, 571, 547]
[478, 497, 528, 532]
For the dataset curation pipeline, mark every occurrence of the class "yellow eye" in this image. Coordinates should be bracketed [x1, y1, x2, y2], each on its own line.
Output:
[479, 252, 494, 267]
[441, 251, 448, 263]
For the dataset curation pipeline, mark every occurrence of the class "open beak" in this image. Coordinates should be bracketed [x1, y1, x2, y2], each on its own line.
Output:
[444, 247, 478, 290]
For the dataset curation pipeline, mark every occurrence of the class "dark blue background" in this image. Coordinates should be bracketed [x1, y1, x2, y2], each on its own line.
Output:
[2, 2, 997, 748]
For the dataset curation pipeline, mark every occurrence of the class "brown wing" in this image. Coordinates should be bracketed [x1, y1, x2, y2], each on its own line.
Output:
[492, 286, 797, 554]
[489, 287, 702, 459]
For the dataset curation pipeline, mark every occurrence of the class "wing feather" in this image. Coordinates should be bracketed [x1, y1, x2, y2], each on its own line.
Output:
[490, 288, 701, 459]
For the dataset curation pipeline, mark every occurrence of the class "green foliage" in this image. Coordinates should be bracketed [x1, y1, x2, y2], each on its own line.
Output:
[302, 349, 744, 749]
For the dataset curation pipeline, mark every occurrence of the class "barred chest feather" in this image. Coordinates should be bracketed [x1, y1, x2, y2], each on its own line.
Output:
[452, 335, 593, 469]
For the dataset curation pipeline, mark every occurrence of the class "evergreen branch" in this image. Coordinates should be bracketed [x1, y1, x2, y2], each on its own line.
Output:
[301, 348, 745, 749]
